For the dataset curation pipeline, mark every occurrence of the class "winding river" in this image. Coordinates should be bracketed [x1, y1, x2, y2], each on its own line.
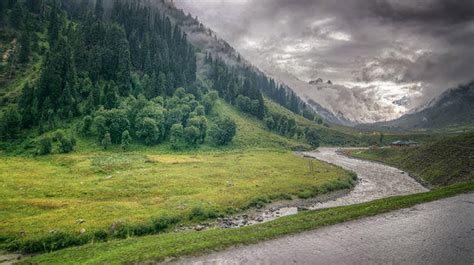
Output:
[301, 148, 428, 209]
[213, 147, 428, 228]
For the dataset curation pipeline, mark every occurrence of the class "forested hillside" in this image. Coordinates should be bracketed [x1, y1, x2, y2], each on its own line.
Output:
[0, 0, 391, 155]
[0, 0, 326, 152]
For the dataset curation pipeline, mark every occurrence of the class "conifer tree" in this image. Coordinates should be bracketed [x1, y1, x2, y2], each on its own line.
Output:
[19, 32, 30, 64]
[95, 0, 103, 19]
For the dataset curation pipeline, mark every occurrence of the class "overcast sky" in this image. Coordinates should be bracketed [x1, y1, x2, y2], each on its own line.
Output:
[174, 0, 474, 122]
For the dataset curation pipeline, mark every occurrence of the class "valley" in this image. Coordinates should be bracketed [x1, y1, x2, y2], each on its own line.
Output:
[0, 0, 473, 264]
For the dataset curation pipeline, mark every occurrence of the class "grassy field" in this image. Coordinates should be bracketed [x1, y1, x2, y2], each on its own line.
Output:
[18, 182, 474, 264]
[346, 132, 474, 186]
[0, 99, 357, 253]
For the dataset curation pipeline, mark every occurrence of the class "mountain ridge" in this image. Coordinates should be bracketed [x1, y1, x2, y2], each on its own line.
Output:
[358, 81, 474, 131]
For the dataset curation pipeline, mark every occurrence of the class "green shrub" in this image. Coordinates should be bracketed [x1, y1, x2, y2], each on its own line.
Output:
[297, 189, 313, 199]
[209, 116, 237, 146]
[92, 230, 108, 242]
[151, 216, 180, 232]
[38, 136, 52, 155]
[242, 196, 270, 210]
[188, 207, 220, 221]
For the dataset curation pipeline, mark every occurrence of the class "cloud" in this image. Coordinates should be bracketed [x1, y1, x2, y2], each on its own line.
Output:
[174, 0, 474, 122]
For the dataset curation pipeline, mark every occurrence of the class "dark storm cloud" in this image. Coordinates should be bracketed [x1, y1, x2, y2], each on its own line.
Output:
[175, 0, 474, 121]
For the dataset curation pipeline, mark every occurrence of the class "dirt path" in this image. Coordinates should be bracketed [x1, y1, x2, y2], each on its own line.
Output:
[170, 193, 474, 265]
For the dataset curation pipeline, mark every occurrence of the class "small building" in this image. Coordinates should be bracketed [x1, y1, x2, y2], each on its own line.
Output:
[390, 140, 419, 148]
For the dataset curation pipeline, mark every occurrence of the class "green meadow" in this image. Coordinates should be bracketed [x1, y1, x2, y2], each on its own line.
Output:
[0, 101, 355, 253]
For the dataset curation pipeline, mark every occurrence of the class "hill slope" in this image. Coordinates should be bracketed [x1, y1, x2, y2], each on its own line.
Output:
[347, 132, 474, 186]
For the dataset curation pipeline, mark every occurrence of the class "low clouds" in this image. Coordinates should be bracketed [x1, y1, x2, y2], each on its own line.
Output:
[175, 0, 474, 122]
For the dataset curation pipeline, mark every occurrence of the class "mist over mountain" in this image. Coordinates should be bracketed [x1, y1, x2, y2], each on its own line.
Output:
[358, 81, 474, 131]
[174, 0, 474, 124]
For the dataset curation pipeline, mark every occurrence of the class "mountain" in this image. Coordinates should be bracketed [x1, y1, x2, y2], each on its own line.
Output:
[308, 78, 323, 85]
[358, 81, 474, 131]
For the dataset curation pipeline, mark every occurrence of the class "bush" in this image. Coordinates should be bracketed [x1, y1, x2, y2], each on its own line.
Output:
[151, 216, 180, 232]
[10, 231, 91, 253]
[79, 115, 93, 136]
[136, 117, 160, 145]
[183, 125, 200, 146]
[120, 130, 131, 151]
[101, 133, 112, 150]
[297, 189, 313, 199]
[59, 136, 76, 154]
[0, 107, 22, 140]
[170, 123, 184, 150]
[38, 136, 52, 155]
[209, 116, 237, 145]
[54, 130, 76, 153]
[306, 127, 320, 148]
[188, 207, 220, 221]
[92, 230, 108, 242]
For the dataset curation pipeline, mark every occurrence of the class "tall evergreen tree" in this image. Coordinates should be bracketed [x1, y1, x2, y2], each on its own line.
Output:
[9, 1, 23, 29]
[47, 1, 61, 43]
[18, 32, 30, 64]
[94, 0, 103, 19]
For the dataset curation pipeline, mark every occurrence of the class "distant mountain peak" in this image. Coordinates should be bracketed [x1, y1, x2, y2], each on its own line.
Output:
[308, 78, 324, 85]
[357, 81, 474, 131]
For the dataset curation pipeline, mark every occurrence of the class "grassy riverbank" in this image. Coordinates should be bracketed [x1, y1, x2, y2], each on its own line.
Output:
[346, 132, 474, 186]
[19, 182, 474, 264]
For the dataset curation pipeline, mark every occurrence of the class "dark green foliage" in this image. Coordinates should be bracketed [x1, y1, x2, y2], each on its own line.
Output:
[19, 84, 36, 128]
[9, 1, 23, 29]
[209, 57, 265, 118]
[8, 231, 91, 253]
[120, 130, 131, 151]
[209, 116, 237, 145]
[94, 0, 103, 19]
[302, 108, 315, 121]
[55, 131, 76, 153]
[38, 136, 52, 155]
[47, 1, 61, 43]
[306, 127, 320, 148]
[170, 123, 184, 150]
[264, 111, 297, 137]
[136, 117, 160, 145]
[151, 216, 180, 232]
[94, 109, 130, 144]
[188, 207, 220, 221]
[206, 54, 308, 117]
[101, 132, 111, 150]
[183, 125, 200, 146]
[202, 91, 218, 114]
[0, 107, 22, 140]
[8, 214, 181, 254]
[79, 115, 93, 136]
[188, 116, 207, 144]
[18, 32, 30, 63]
